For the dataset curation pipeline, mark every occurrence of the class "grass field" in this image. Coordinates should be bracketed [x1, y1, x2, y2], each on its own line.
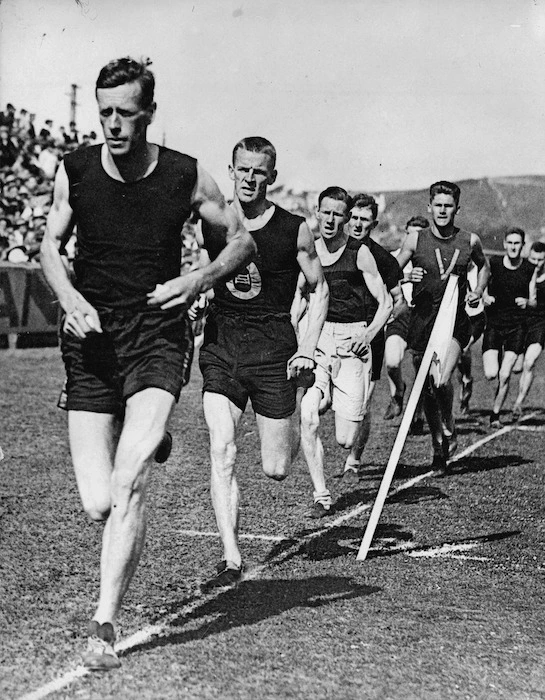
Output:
[2, 346, 545, 700]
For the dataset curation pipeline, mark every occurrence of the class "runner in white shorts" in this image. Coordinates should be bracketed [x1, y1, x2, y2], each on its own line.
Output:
[295, 186, 391, 517]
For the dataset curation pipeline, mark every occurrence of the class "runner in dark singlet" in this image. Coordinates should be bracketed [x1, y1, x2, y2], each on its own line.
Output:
[340, 193, 406, 481]
[397, 181, 489, 471]
[384, 216, 428, 430]
[40, 57, 255, 670]
[199, 136, 328, 589]
[511, 241, 545, 419]
[482, 230, 538, 425]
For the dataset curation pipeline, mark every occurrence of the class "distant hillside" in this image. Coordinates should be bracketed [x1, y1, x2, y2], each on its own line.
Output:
[379, 175, 545, 251]
[271, 175, 545, 252]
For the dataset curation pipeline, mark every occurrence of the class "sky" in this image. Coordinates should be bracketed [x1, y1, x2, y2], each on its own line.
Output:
[1, 0, 545, 196]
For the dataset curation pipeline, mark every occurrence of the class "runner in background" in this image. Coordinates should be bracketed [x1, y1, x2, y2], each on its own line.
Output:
[340, 193, 405, 481]
[298, 187, 391, 516]
[396, 181, 489, 470]
[510, 240, 545, 419]
[482, 227, 534, 428]
[384, 216, 428, 433]
[457, 260, 487, 415]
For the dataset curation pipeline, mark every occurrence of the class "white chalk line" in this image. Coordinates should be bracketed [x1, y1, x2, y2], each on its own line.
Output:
[17, 412, 540, 700]
[178, 529, 289, 542]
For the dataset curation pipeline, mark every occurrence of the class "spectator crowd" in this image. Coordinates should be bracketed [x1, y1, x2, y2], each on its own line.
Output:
[0, 102, 98, 263]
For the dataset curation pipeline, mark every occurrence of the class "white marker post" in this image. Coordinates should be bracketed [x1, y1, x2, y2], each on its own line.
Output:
[357, 274, 459, 561]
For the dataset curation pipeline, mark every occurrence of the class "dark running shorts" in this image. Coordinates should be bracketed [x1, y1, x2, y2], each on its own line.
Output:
[468, 310, 486, 345]
[199, 309, 298, 419]
[482, 322, 526, 355]
[408, 305, 471, 354]
[60, 306, 193, 415]
[370, 329, 385, 382]
[524, 318, 545, 350]
[385, 306, 411, 343]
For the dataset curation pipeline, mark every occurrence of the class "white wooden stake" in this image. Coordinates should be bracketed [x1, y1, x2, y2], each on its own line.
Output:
[357, 275, 459, 561]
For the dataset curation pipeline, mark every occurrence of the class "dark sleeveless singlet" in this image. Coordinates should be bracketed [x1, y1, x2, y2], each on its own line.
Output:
[408, 227, 473, 351]
[487, 256, 535, 328]
[322, 237, 374, 323]
[65, 145, 197, 309]
[210, 205, 301, 317]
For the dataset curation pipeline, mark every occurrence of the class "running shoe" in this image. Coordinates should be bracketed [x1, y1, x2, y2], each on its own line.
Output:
[489, 412, 502, 429]
[383, 383, 406, 420]
[154, 431, 172, 464]
[511, 405, 523, 422]
[309, 501, 333, 518]
[201, 560, 245, 592]
[82, 621, 121, 671]
[336, 465, 361, 486]
[309, 491, 333, 518]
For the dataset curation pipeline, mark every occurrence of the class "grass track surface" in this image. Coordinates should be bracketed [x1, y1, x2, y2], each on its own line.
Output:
[2, 347, 545, 700]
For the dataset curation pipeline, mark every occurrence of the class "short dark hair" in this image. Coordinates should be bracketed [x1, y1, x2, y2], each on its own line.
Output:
[232, 136, 276, 169]
[350, 193, 378, 221]
[318, 186, 351, 209]
[429, 181, 461, 206]
[530, 241, 545, 254]
[406, 215, 429, 229]
[96, 57, 155, 109]
[504, 226, 525, 243]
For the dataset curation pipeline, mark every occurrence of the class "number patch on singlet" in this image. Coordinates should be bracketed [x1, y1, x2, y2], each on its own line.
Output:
[226, 262, 262, 300]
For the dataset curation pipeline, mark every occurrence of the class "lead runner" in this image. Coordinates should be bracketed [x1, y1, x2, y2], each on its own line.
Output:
[40, 57, 255, 670]
[396, 181, 489, 470]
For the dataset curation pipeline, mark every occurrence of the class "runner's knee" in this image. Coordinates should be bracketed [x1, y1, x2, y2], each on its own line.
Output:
[82, 494, 111, 522]
[210, 438, 237, 477]
[262, 453, 289, 480]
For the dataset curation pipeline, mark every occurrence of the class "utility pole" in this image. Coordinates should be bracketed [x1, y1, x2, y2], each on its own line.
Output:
[68, 84, 79, 126]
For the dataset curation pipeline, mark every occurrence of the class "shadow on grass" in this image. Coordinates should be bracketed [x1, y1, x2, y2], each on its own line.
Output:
[444, 454, 532, 477]
[306, 525, 521, 561]
[387, 485, 448, 504]
[365, 528, 521, 560]
[301, 523, 413, 561]
[129, 575, 380, 657]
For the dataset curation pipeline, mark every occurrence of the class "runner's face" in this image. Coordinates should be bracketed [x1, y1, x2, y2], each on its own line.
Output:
[229, 149, 276, 205]
[316, 197, 348, 239]
[348, 206, 376, 240]
[503, 233, 524, 260]
[428, 194, 458, 228]
[529, 250, 545, 271]
[97, 82, 154, 157]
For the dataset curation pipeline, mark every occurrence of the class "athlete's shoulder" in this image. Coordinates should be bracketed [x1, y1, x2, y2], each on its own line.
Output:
[489, 254, 502, 271]
[522, 258, 536, 275]
[63, 143, 100, 166]
[63, 144, 101, 183]
[271, 203, 306, 227]
[158, 145, 197, 169]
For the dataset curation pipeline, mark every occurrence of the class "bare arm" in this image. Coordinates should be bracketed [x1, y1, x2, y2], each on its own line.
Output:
[390, 283, 409, 319]
[467, 233, 490, 306]
[527, 267, 538, 308]
[147, 163, 256, 309]
[353, 245, 392, 353]
[289, 271, 308, 331]
[40, 162, 102, 338]
[287, 222, 328, 376]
